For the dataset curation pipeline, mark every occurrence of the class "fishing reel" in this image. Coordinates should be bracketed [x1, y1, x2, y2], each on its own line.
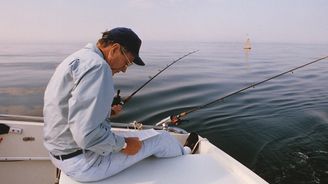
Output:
[111, 90, 124, 106]
[155, 114, 183, 127]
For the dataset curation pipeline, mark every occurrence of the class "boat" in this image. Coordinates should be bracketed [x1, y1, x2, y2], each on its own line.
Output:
[0, 114, 268, 184]
[244, 38, 252, 50]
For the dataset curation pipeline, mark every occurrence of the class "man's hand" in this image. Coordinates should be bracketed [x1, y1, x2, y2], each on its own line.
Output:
[111, 104, 123, 116]
[122, 137, 142, 155]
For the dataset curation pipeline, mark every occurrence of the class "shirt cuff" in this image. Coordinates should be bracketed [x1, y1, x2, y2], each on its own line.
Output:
[122, 142, 127, 149]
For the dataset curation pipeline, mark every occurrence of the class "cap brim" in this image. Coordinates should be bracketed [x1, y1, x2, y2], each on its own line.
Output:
[133, 56, 145, 66]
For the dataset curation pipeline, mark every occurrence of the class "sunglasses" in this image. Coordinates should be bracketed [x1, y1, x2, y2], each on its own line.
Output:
[121, 47, 134, 67]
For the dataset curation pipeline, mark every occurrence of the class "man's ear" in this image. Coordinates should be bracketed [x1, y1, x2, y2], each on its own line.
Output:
[110, 43, 120, 57]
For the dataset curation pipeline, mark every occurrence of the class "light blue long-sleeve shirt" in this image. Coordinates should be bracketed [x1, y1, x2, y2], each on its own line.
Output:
[43, 43, 125, 156]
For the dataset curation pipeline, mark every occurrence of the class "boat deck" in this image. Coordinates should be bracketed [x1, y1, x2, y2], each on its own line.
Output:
[61, 154, 249, 184]
[60, 136, 268, 184]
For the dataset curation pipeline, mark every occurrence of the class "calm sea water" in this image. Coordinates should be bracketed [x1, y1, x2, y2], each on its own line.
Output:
[1, 41, 327, 183]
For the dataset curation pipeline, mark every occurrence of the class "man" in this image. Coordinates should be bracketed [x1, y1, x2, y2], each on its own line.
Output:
[43, 27, 198, 182]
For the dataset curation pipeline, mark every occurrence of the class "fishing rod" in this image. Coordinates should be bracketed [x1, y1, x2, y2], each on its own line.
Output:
[112, 50, 199, 106]
[156, 55, 328, 126]
[0, 114, 188, 134]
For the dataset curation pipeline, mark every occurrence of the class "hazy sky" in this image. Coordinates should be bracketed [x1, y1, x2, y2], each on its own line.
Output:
[1, 0, 327, 43]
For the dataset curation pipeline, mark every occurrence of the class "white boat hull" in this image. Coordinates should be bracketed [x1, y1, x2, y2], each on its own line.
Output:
[0, 120, 57, 184]
[0, 119, 268, 184]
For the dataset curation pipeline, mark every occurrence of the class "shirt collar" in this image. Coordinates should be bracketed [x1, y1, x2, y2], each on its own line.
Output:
[84, 43, 105, 59]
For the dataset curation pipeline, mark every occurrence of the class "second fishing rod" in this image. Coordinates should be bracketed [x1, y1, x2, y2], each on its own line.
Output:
[112, 50, 199, 106]
[156, 55, 328, 126]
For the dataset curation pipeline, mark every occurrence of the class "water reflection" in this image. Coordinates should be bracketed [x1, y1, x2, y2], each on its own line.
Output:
[0, 87, 45, 96]
[0, 105, 43, 116]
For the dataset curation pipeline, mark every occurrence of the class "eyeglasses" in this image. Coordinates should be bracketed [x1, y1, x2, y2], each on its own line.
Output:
[121, 47, 134, 67]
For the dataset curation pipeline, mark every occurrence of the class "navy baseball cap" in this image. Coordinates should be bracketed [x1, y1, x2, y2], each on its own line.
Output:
[104, 27, 145, 66]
